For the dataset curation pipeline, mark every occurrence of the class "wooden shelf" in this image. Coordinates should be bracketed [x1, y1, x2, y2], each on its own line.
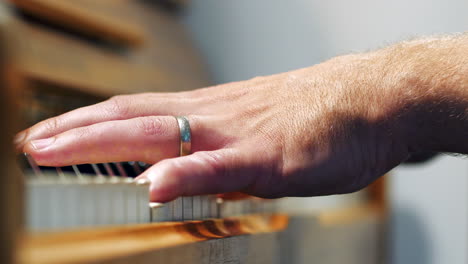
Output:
[19, 213, 288, 264]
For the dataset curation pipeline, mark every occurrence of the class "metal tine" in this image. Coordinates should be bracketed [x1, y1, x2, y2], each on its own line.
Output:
[129, 161, 142, 175]
[113, 162, 127, 177]
[149, 202, 164, 222]
[90, 164, 104, 178]
[24, 153, 43, 178]
[216, 197, 223, 219]
[102, 163, 116, 178]
[72, 165, 83, 180]
[137, 161, 150, 170]
[56, 167, 66, 180]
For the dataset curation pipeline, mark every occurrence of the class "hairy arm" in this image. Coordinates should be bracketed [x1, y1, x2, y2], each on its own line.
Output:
[385, 34, 468, 154]
[16, 34, 468, 201]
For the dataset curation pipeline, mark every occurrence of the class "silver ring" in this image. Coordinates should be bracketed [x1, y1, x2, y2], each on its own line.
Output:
[175, 116, 192, 156]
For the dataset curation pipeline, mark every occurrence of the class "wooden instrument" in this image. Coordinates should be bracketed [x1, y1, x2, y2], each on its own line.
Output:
[0, 1, 386, 263]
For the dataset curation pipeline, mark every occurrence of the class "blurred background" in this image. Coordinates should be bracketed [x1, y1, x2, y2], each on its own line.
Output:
[182, 1, 468, 263]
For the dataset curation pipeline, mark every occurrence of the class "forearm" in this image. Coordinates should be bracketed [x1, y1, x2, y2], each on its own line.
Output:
[377, 34, 468, 155]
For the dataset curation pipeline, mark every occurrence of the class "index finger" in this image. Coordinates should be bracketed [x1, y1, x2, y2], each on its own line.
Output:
[15, 93, 197, 150]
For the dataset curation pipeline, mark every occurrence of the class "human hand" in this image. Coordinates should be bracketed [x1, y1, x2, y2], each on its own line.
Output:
[15, 52, 413, 202]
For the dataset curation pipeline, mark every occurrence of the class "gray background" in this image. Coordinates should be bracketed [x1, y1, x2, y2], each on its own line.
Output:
[183, 1, 468, 263]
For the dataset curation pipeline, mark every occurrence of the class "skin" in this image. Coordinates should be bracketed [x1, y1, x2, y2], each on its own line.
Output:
[15, 34, 468, 202]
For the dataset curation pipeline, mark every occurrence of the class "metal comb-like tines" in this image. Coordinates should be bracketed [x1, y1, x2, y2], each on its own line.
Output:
[23, 156, 277, 230]
[150, 195, 277, 223]
[24, 156, 151, 230]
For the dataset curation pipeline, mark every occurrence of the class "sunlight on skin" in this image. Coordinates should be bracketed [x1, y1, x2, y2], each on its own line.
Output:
[16, 34, 468, 202]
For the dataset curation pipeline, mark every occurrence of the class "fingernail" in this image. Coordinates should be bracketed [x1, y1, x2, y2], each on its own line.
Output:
[135, 174, 148, 180]
[135, 178, 151, 185]
[14, 132, 26, 145]
[30, 138, 55, 150]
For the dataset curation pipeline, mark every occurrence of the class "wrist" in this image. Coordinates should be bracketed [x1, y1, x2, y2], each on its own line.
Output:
[324, 50, 428, 157]
[377, 37, 468, 154]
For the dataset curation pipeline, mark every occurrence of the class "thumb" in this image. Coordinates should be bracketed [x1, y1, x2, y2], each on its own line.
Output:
[138, 148, 255, 202]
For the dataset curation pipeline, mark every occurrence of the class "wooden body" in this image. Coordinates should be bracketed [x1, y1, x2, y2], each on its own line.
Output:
[0, 16, 23, 264]
[19, 205, 383, 264]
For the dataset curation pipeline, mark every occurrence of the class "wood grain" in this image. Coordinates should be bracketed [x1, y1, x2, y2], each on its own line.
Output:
[19, 214, 288, 264]
[9, 0, 145, 47]
[6, 19, 200, 97]
[0, 15, 24, 264]
[20, 205, 384, 264]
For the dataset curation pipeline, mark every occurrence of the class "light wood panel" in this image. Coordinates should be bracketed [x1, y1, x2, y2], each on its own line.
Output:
[9, 0, 145, 46]
[5, 19, 199, 97]
[19, 214, 288, 264]
[19, 204, 384, 264]
[8, 0, 211, 92]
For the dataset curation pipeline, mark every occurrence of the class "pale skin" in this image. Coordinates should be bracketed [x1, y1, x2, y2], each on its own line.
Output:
[15, 34, 468, 202]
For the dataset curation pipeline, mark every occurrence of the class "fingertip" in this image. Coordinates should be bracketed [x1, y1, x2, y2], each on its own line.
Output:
[134, 174, 148, 181]
[14, 131, 26, 146]
[14, 142, 26, 154]
[135, 178, 151, 185]
[28, 138, 56, 151]
[145, 165, 181, 202]
[22, 141, 37, 156]
[14, 130, 33, 153]
[23, 138, 63, 166]
[148, 183, 178, 203]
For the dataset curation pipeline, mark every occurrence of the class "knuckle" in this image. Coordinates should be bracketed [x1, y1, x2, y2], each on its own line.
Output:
[137, 117, 166, 137]
[196, 151, 228, 176]
[42, 116, 62, 133]
[106, 95, 130, 117]
[163, 159, 185, 183]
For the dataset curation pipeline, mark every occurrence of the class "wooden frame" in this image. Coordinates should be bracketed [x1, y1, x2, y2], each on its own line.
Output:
[19, 214, 288, 264]
[0, 17, 24, 264]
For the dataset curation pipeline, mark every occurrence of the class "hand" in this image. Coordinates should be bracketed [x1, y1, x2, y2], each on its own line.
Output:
[15, 53, 411, 202]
